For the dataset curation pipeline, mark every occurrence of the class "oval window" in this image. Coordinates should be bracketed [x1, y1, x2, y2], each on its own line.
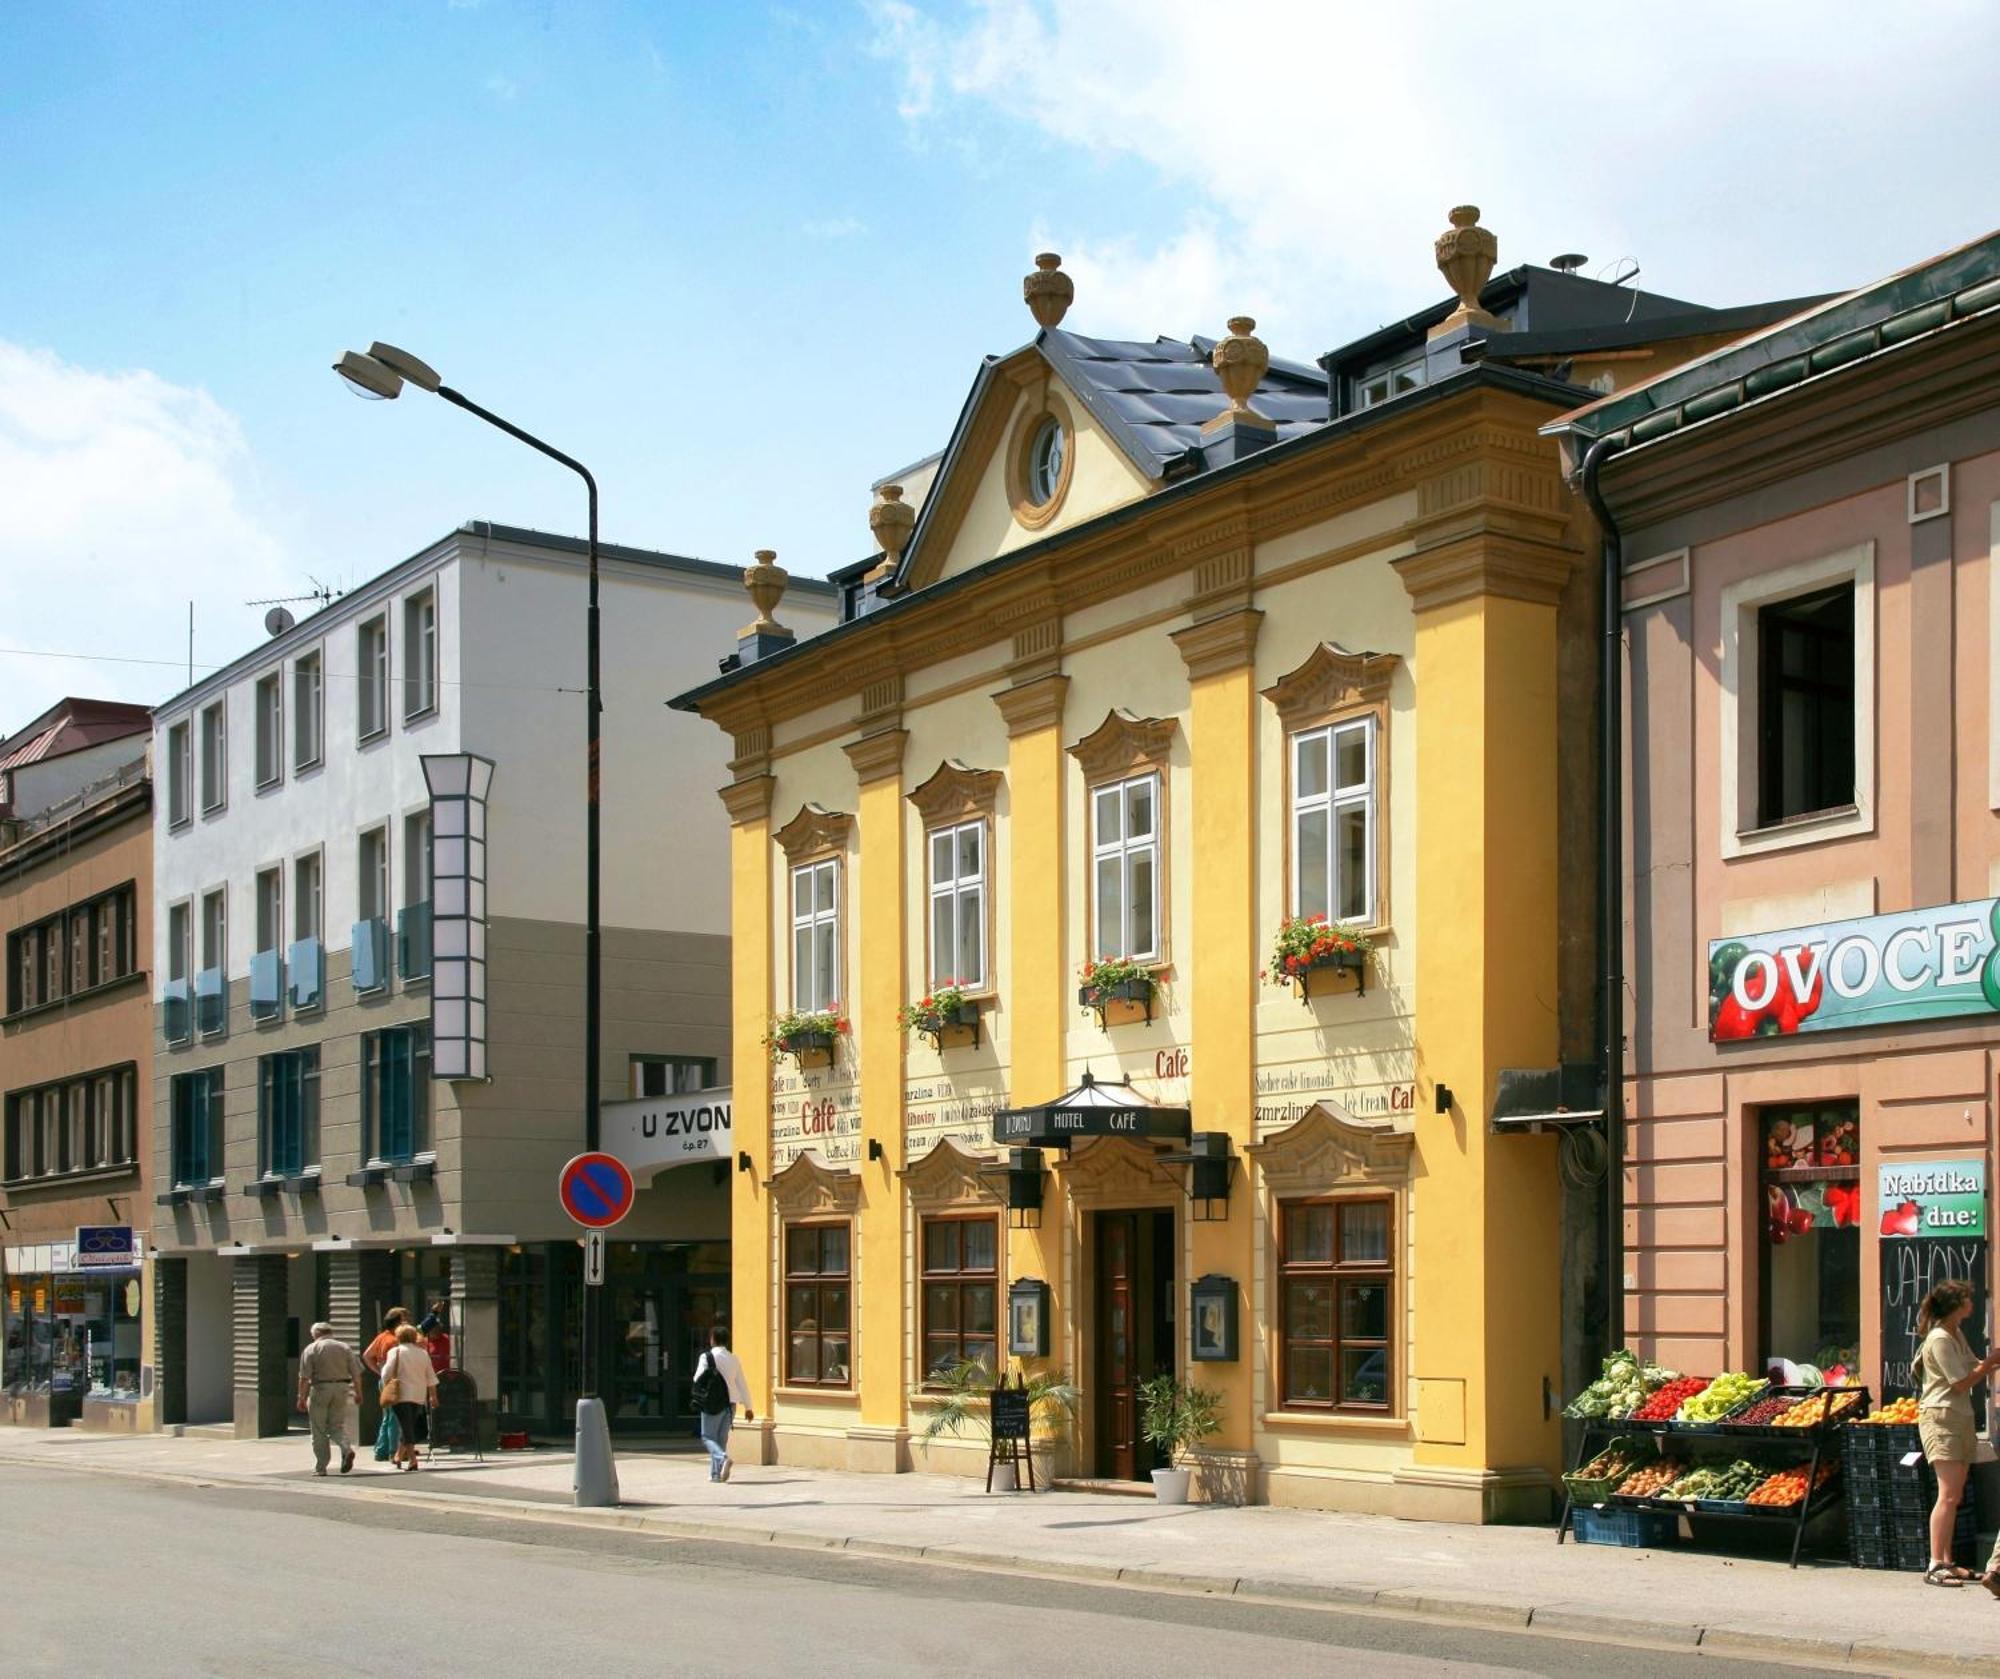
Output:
[1027, 417, 1065, 507]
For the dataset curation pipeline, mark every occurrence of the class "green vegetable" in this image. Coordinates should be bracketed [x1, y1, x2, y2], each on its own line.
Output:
[1562, 1349, 1681, 1420]
[1678, 1372, 1766, 1423]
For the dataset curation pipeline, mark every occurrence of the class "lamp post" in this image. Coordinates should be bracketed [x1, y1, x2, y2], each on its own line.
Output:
[335, 343, 615, 1507]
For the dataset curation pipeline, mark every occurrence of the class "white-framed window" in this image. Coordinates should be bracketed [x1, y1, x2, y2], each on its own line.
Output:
[359, 827, 390, 923]
[1091, 772, 1159, 962]
[403, 588, 438, 719]
[358, 615, 389, 741]
[1358, 356, 1425, 409]
[293, 851, 322, 942]
[404, 810, 433, 908]
[1719, 542, 1875, 859]
[200, 888, 226, 973]
[1027, 418, 1065, 506]
[790, 858, 840, 1012]
[167, 901, 191, 983]
[293, 650, 323, 771]
[166, 720, 192, 828]
[254, 866, 283, 954]
[927, 819, 986, 990]
[1291, 718, 1375, 925]
[199, 700, 227, 813]
[253, 672, 283, 789]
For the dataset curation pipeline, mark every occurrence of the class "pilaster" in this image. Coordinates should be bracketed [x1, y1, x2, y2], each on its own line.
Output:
[327, 1247, 396, 1440]
[729, 789, 776, 1412]
[154, 1255, 187, 1427]
[231, 1253, 288, 1439]
[843, 726, 908, 1437]
[450, 1246, 502, 1447]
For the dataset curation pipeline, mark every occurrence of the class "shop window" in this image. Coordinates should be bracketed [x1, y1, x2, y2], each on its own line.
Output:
[789, 857, 840, 1013]
[1090, 772, 1160, 962]
[783, 1222, 851, 1386]
[1758, 584, 1855, 826]
[629, 1054, 717, 1097]
[926, 818, 987, 991]
[1759, 1102, 1861, 1380]
[1279, 1197, 1394, 1410]
[4, 1272, 142, 1402]
[258, 1048, 320, 1178]
[170, 1066, 225, 1187]
[920, 1215, 998, 1382]
[362, 1024, 430, 1163]
[1291, 717, 1375, 925]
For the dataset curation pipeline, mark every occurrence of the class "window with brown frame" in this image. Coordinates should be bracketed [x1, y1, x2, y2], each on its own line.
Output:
[5, 883, 140, 1016]
[1279, 1197, 1393, 1410]
[920, 1215, 998, 1382]
[784, 1222, 852, 1386]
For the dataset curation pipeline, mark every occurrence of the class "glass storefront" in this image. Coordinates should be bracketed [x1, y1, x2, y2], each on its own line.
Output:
[4, 1270, 142, 1409]
[1759, 1102, 1862, 1382]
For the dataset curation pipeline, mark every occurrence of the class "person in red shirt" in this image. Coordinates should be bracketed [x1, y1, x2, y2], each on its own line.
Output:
[420, 1304, 452, 1374]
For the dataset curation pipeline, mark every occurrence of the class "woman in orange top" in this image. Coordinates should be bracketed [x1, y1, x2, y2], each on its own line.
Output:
[363, 1307, 411, 1377]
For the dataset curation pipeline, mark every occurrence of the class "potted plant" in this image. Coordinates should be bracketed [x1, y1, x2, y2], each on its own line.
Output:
[1137, 1372, 1222, 1504]
[764, 1005, 849, 1066]
[1078, 956, 1155, 1021]
[1262, 914, 1372, 1002]
[917, 1358, 1080, 1489]
[896, 983, 979, 1047]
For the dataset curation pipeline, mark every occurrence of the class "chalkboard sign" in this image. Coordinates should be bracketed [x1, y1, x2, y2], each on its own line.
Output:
[1878, 1156, 1989, 1419]
[430, 1368, 482, 1454]
[989, 1384, 1031, 1442]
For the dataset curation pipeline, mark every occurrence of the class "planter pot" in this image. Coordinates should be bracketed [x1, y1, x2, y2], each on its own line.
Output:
[913, 999, 982, 1048]
[1292, 945, 1368, 1001]
[990, 1460, 1018, 1493]
[1150, 1466, 1192, 1504]
[1078, 977, 1156, 1023]
[776, 1029, 837, 1064]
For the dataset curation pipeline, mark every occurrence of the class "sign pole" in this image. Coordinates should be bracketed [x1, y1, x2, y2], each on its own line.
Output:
[559, 1152, 633, 1508]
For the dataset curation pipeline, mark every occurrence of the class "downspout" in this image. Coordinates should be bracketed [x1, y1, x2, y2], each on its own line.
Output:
[1579, 433, 1627, 1358]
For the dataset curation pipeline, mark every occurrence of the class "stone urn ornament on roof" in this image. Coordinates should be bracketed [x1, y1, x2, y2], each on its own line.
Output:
[1428, 205, 1507, 340]
[742, 548, 790, 636]
[1210, 316, 1270, 418]
[865, 483, 915, 584]
[1024, 252, 1074, 329]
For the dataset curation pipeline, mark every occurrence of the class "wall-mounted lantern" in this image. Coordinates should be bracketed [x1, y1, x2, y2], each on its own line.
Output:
[1163, 1131, 1236, 1221]
[1190, 1274, 1239, 1363]
[1009, 1277, 1051, 1358]
[1005, 1146, 1045, 1229]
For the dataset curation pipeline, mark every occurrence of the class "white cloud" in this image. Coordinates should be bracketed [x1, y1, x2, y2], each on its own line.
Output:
[0, 342, 292, 723]
[868, 0, 2000, 352]
[802, 215, 866, 239]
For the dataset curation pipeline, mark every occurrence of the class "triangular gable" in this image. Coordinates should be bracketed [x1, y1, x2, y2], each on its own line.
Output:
[892, 337, 1157, 595]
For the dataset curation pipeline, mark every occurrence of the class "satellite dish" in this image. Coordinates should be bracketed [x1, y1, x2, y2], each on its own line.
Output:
[265, 606, 296, 637]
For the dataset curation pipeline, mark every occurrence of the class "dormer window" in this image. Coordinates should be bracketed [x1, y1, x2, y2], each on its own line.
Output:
[1027, 416, 1065, 505]
[1357, 356, 1425, 409]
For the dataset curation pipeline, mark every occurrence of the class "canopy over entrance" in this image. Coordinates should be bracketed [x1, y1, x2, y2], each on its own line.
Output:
[992, 1070, 1191, 1148]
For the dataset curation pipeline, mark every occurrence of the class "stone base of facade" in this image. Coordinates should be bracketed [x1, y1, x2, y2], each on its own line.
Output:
[1388, 1463, 1556, 1524]
[844, 1424, 911, 1475]
[772, 1424, 853, 1471]
[1189, 1448, 1261, 1506]
[80, 1399, 150, 1434]
[736, 1417, 777, 1466]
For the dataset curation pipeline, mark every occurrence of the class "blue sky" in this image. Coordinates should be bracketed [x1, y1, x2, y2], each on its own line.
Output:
[5, 1, 1999, 720]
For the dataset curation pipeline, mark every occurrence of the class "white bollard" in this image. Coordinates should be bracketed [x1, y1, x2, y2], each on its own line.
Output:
[573, 1397, 619, 1507]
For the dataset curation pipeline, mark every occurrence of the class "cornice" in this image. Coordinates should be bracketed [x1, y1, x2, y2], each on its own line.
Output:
[766, 1149, 863, 1217]
[842, 727, 909, 787]
[1262, 642, 1400, 729]
[773, 801, 854, 858]
[717, 774, 776, 829]
[1247, 1101, 1414, 1189]
[1394, 533, 1576, 612]
[1170, 607, 1264, 683]
[991, 673, 1070, 739]
[907, 759, 1003, 824]
[1067, 708, 1177, 782]
[897, 1134, 1001, 1206]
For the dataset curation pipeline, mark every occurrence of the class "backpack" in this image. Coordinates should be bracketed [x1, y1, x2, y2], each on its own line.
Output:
[692, 1350, 731, 1417]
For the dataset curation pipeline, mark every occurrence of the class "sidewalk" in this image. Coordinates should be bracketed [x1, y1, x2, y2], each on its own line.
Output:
[5, 1425, 1998, 1674]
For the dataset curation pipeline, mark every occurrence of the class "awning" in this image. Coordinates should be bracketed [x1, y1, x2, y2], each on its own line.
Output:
[1489, 1063, 1605, 1133]
[992, 1070, 1191, 1148]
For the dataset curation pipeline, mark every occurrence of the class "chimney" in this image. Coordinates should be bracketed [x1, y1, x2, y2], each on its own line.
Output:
[738, 550, 795, 663]
[1428, 205, 1507, 342]
[1200, 316, 1278, 465]
[1024, 253, 1073, 329]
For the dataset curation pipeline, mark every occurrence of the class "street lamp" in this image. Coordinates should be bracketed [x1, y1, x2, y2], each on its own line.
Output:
[334, 341, 615, 1507]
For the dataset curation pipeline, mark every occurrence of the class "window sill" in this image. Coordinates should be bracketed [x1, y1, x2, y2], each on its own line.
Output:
[200, 803, 227, 819]
[168, 817, 192, 834]
[254, 775, 282, 794]
[1726, 803, 1869, 859]
[357, 727, 389, 748]
[403, 705, 438, 726]
[2, 969, 149, 1026]
[1260, 1409, 1409, 1435]
[155, 1183, 227, 1207]
[293, 757, 324, 776]
[773, 1384, 857, 1401]
[346, 1158, 435, 1188]
[2, 1161, 137, 1193]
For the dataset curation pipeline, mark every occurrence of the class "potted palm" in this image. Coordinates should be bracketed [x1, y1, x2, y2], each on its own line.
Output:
[1137, 1372, 1222, 1504]
[916, 1358, 1080, 1490]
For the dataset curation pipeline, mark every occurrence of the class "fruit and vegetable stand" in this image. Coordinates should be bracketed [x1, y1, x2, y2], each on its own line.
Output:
[1558, 1352, 1871, 1569]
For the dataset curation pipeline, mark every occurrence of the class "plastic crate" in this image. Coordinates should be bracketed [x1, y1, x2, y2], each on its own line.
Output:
[1574, 1504, 1679, 1548]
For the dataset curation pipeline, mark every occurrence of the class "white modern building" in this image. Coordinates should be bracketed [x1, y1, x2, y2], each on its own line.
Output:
[149, 521, 835, 1439]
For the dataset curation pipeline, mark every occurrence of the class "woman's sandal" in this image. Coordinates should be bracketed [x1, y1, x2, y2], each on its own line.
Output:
[1924, 1564, 1966, 1586]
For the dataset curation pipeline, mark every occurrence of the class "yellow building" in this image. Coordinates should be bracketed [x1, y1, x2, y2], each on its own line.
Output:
[672, 212, 1798, 1520]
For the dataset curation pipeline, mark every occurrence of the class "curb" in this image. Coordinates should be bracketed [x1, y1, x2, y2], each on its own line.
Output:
[0, 1449, 1958, 1673]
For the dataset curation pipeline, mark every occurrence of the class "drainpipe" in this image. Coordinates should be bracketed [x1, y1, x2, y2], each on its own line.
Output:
[1579, 433, 1627, 1359]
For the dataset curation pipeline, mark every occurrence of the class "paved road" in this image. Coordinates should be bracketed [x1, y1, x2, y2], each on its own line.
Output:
[1, 1466, 1816, 1677]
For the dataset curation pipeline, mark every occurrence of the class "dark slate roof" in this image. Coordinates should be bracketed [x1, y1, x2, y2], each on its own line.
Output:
[1476, 294, 1833, 363]
[1042, 329, 1328, 478]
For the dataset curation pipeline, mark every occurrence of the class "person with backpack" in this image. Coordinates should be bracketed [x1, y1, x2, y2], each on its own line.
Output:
[691, 1324, 752, 1482]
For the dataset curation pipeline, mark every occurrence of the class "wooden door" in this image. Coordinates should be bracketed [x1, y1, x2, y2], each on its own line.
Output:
[1095, 1212, 1139, 1479]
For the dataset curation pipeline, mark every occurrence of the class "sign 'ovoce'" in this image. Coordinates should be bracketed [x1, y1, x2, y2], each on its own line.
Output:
[1708, 898, 2000, 1041]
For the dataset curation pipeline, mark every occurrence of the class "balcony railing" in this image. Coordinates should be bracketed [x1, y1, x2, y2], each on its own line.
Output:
[287, 938, 324, 1011]
[194, 966, 226, 1037]
[398, 901, 433, 981]
[249, 948, 283, 1022]
[351, 917, 390, 994]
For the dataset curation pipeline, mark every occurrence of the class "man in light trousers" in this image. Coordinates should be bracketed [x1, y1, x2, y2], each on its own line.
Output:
[694, 1324, 753, 1482]
[296, 1321, 364, 1476]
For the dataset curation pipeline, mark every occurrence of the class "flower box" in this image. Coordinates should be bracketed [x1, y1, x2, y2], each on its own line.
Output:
[902, 993, 983, 1049]
[766, 1008, 849, 1067]
[1265, 916, 1372, 1002]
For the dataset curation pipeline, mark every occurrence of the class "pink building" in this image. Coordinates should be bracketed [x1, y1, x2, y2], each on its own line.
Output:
[1552, 232, 2000, 1399]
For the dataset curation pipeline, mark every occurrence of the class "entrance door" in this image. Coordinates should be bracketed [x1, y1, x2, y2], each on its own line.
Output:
[1093, 1209, 1175, 1479]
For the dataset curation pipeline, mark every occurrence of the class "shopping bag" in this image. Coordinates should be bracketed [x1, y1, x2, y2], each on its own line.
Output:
[373, 1407, 400, 1461]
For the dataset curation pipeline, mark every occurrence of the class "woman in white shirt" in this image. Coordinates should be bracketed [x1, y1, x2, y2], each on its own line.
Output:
[379, 1323, 439, 1473]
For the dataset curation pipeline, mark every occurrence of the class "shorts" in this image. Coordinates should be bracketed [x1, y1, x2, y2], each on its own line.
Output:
[1919, 1409, 1976, 1464]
